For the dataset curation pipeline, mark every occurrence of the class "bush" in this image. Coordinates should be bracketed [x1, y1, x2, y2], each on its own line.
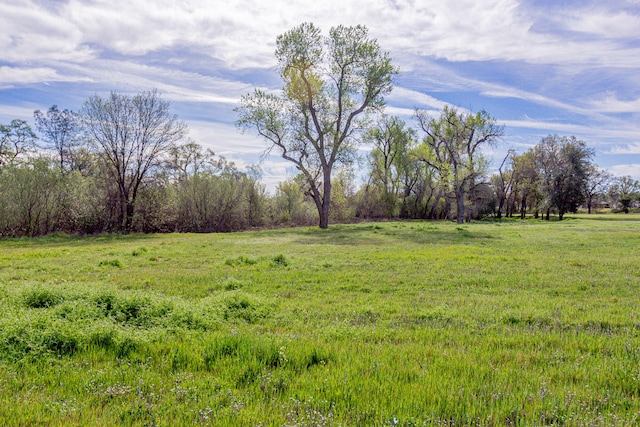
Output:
[271, 254, 288, 267]
[23, 288, 63, 309]
[222, 293, 270, 323]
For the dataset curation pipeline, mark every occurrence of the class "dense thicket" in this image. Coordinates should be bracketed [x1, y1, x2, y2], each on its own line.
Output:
[1, 91, 638, 237]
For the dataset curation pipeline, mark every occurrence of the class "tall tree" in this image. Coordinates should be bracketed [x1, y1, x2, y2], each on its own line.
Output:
[583, 166, 612, 214]
[364, 115, 416, 217]
[534, 135, 593, 220]
[510, 150, 541, 218]
[34, 105, 80, 172]
[492, 149, 516, 219]
[81, 90, 187, 232]
[415, 105, 503, 224]
[236, 22, 396, 228]
[613, 175, 640, 212]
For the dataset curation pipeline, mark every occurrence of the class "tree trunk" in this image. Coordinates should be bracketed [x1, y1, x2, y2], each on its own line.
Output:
[118, 192, 128, 232]
[455, 186, 465, 224]
[125, 200, 135, 232]
[318, 173, 331, 229]
[496, 189, 505, 219]
[429, 191, 441, 219]
[520, 196, 527, 219]
[444, 197, 452, 220]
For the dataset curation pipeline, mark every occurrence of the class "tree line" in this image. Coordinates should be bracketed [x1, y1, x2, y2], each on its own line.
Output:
[2, 23, 639, 237]
[236, 22, 639, 226]
[0, 91, 271, 237]
[1, 92, 637, 238]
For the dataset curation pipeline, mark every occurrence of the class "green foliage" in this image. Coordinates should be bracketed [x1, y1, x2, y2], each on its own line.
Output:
[535, 135, 594, 219]
[271, 254, 288, 267]
[99, 258, 123, 268]
[416, 105, 504, 224]
[272, 176, 318, 226]
[222, 292, 271, 323]
[23, 287, 64, 308]
[0, 218, 639, 425]
[225, 255, 258, 266]
[364, 115, 418, 218]
[237, 23, 397, 228]
[0, 119, 36, 166]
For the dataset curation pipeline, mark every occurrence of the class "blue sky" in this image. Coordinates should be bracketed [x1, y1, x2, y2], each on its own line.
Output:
[1, 0, 639, 190]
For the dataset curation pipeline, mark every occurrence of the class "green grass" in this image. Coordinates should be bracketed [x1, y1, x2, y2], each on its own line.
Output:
[0, 215, 639, 426]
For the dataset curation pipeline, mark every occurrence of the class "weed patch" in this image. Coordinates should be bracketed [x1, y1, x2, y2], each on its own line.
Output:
[99, 258, 123, 268]
[23, 287, 63, 308]
[271, 254, 289, 267]
[225, 255, 257, 267]
[222, 292, 271, 323]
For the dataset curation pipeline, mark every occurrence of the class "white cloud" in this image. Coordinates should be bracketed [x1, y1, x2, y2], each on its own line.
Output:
[2, 0, 640, 185]
[74, 60, 253, 104]
[609, 164, 640, 179]
[383, 106, 418, 120]
[0, 105, 39, 123]
[4, 0, 640, 71]
[607, 142, 640, 155]
[482, 88, 592, 116]
[388, 87, 449, 111]
[0, 1, 95, 63]
[564, 8, 640, 39]
[501, 118, 640, 148]
[589, 94, 640, 113]
[187, 120, 265, 155]
[0, 66, 91, 88]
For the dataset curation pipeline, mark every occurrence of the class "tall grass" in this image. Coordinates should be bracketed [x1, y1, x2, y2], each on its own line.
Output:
[0, 215, 638, 425]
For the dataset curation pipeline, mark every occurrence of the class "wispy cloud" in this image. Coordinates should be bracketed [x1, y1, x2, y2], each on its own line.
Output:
[0, 67, 62, 87]
[607, 142, 640, 155]
[0, 1, 95, 63]
[0, 105, 39, 122]
[388, 87, 450, 111]
[188, 119, 292, 191]
[1, 0, 639, 183]
[563, 7, 640, 39]
[4, 0, 639, 70]
[609, 164, 640, 180]
[588, 94, 640, 113]
[503, 118, 640, 149]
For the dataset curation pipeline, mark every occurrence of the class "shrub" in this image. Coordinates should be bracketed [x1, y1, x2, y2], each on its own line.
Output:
[41, 328, 79, 356]
[222, 293, 270, 323]
[99, 258, 123, 268]
[271, 254, 288, 267]
[23, 288, 63, 309]
[224, 256, 258, 267]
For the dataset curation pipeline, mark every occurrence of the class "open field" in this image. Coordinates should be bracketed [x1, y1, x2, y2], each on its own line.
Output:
[0, 215, 639, 426]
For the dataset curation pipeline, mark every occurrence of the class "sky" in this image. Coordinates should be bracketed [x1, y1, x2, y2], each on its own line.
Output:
[1, 0, 639, 190]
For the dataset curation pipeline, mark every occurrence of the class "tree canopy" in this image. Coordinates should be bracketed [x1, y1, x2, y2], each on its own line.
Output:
[416, 106, 504, 224]
[236, 22, 397, 228]
[81, 90, 188, 231]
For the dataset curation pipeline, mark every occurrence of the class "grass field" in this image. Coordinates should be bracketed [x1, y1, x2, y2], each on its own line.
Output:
[0, 215, 639, 426]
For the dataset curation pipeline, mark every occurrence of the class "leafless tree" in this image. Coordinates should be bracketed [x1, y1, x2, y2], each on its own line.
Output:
[584, 166, 613, 214]
[34, 105, 80, 172]
[81, 90, 187, 231]
[0, 119, 36, 166]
